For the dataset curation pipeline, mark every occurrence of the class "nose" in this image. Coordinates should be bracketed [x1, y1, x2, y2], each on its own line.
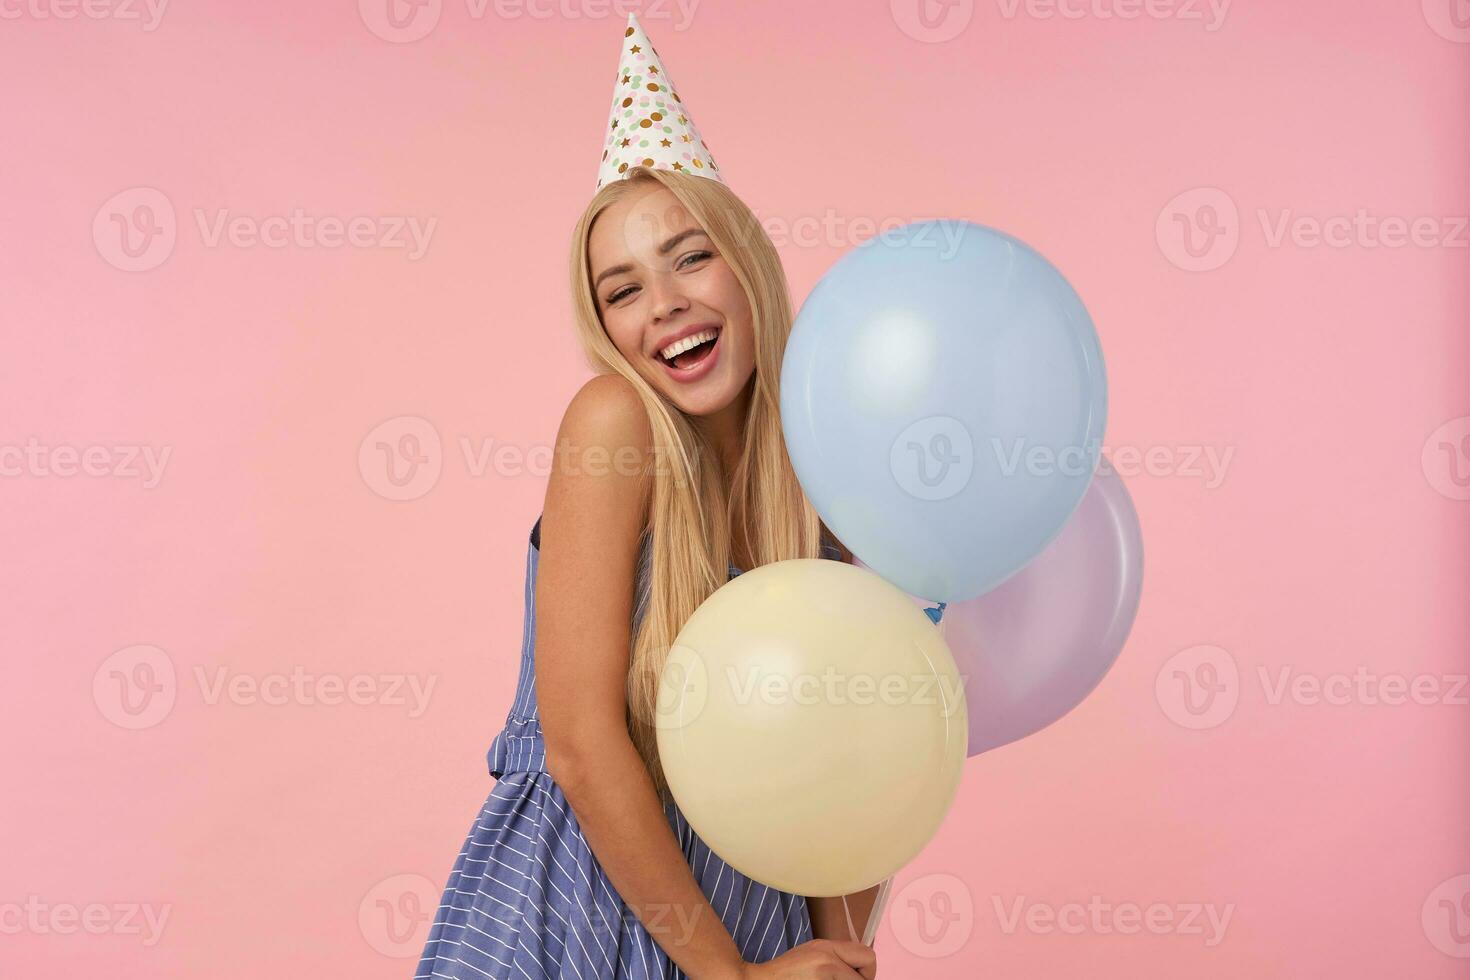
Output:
[648, 275, 690, 324]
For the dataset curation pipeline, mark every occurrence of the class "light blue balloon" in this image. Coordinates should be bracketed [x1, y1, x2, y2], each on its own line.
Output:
[781, 221, 1107, 603]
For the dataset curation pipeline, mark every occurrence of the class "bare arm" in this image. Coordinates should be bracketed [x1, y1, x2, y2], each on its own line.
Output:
[535, 375, 744, 980]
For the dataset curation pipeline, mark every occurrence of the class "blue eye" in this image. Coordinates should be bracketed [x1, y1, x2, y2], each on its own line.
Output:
[605, 251, 712, 305]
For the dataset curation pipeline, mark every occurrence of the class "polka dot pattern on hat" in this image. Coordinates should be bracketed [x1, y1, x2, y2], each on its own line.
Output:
[596, 13, 726, 190]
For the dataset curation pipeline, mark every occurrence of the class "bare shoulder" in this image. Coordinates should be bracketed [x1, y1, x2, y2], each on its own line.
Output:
[559, 374, 653, 451]
[540, 374, 654, 568]
[554, 375, 654, 501]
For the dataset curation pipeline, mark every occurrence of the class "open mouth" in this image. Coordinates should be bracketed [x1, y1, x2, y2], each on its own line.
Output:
[659, 327, 721, 371]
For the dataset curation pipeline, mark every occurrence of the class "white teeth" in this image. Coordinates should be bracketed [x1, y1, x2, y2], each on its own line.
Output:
[659, 328, 718, 362]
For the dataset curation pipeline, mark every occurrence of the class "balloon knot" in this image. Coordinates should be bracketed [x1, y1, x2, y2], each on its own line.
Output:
[923, 601, 948, 625]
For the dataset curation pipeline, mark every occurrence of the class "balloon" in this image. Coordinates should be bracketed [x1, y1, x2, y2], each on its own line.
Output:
[656, 559, 967, 897]
[781, 220, 1107, 603]
[940, 466, 1142, 755]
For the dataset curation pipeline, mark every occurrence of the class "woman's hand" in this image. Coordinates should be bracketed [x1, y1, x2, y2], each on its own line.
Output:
[735, 938, 877, 979]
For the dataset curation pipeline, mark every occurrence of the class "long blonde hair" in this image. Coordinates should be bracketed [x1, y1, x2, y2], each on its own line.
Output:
[567, 166, 830, 800]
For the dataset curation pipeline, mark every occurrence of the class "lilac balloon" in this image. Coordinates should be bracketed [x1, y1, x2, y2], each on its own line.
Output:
[941, 466, 1142, 755]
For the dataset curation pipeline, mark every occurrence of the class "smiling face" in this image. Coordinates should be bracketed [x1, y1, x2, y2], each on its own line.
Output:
[588, 184, 756, 417]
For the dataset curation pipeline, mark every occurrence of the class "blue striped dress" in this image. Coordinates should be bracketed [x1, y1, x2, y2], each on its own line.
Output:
[416, 515, 842, 979]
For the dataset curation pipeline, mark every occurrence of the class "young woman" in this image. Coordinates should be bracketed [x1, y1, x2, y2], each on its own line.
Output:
[416, 17, 883, 980]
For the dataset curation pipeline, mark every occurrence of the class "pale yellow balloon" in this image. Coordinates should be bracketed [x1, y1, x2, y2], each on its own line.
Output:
[655, 558, 968, 897]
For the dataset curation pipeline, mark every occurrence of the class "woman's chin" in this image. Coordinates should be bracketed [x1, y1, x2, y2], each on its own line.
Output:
[665, 370, 747, 418]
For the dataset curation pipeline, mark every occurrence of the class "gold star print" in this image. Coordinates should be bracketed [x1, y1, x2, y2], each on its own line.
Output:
[672, 162, 684, 171]
[680, 135, 691, 143]
[678, 115, 687, 125]
[622, 74, 630, 84]
[649, 67, 659, 75]
[660, 138, 671, 147]
[610, 119, 618, 130]
[630, 44, 640, 53]
[621, 138, 631, 147]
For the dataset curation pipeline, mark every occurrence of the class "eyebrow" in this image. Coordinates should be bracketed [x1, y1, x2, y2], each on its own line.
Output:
[593, 228, 710, 291]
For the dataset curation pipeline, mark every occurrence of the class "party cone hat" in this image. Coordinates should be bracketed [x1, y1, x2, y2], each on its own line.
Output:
[597, 13, 725, 189]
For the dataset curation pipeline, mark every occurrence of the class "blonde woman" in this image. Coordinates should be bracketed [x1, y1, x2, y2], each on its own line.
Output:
[417, 16, 882, 980]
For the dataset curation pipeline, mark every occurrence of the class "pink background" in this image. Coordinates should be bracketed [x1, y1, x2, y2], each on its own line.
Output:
[3, 0, 1468, 976]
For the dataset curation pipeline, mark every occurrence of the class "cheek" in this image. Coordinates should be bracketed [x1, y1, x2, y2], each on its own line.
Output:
[720, 283, 754, 343]
[602, 313, 642, 362]
[709, 267, 752, 324]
